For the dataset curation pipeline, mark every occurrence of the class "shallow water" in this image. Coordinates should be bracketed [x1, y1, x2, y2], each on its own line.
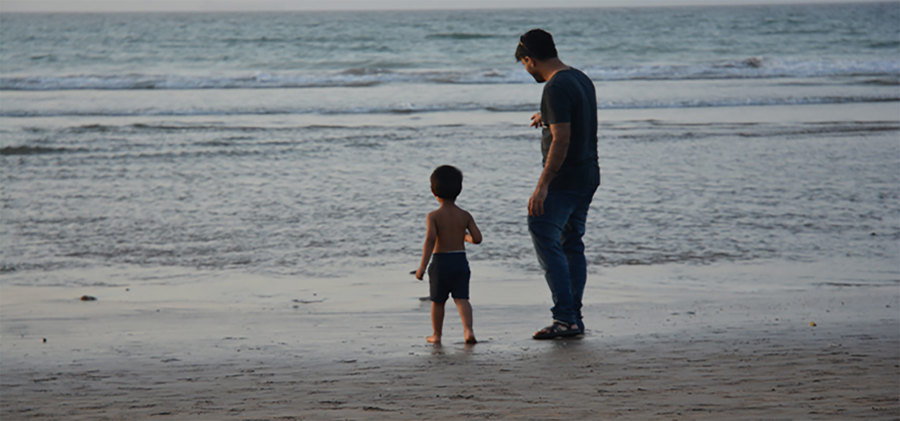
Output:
[1, 4, 898, 283]
[2, 102, 897, 280]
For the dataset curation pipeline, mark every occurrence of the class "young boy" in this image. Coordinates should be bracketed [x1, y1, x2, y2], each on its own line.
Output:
[415, 165, 482, 345]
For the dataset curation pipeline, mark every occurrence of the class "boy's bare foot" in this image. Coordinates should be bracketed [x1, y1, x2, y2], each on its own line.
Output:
[465, 336, 477, 345]
[426, 335, 441, 344]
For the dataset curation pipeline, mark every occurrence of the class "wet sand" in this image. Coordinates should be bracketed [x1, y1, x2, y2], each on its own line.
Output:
[2, 261, 898, 420]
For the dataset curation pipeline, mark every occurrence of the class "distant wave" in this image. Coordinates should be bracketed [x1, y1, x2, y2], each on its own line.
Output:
[426, 32, 500, 40]
[586, 57, 900, 82]
[2, 58, 897, 91]
[337, 67, 396, 76]
[3, 95, 897, 118]
[0, 73, 386, 91]
[0, 145, 76, 155]
[869, 40, 900, 49]
[861, 77, 900, 86]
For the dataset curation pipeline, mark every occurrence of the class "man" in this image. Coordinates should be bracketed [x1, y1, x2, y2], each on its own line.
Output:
[516, 29, 600, 340]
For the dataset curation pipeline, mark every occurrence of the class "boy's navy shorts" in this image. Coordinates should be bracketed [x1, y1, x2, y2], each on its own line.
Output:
[427, 252, 470, 303]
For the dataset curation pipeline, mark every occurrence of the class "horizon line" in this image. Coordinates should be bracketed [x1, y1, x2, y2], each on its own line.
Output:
[1, 0, 894, 14]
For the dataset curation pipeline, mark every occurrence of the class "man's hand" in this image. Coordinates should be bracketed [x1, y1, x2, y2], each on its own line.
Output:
[529, 112, 542, 128]
[528, 185, 548, 217]
[415, 266, 425, 280]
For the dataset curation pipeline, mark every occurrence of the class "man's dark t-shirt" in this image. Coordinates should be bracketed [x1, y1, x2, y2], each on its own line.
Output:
[540, 68, 600, 191]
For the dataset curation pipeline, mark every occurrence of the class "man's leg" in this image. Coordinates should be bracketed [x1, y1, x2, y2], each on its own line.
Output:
[528, 190, 578, 325]
[561, 191, 592, 331]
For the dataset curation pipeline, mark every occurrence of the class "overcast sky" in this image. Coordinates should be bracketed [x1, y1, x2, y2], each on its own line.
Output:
[1, 0, 889, 13]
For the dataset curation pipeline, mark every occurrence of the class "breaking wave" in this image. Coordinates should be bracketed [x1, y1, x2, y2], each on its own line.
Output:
[2, 58, 897, 91]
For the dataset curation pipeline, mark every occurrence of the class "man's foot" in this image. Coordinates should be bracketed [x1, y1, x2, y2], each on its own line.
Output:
[465, 336, 477, 345]
[533, 321, 580, 340]
[426, 335, 441, 344]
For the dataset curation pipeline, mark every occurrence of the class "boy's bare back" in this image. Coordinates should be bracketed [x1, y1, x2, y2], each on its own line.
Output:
[429, 202, 482, 253]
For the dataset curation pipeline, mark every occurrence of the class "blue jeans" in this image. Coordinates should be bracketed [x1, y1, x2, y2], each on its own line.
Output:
[528, 187, 597, 325]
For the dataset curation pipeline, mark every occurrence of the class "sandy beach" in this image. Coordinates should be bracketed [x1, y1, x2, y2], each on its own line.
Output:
[2, 5, 899, 419]
[2, 261, 897, 420]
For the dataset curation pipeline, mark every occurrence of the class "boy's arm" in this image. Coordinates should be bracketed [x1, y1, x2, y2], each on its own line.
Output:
[464, 212, 482, 245]
[415, 213, 437, 280]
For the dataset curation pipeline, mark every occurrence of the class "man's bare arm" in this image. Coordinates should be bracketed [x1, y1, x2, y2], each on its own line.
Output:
[528, 122, 570, 216]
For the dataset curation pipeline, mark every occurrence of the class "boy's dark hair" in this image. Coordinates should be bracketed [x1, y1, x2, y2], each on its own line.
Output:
[515, 28, 558, 62]
[430, 165, 463, 200]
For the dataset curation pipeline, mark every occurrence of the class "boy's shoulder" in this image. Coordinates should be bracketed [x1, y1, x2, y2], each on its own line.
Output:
[430, 204, 472, 220]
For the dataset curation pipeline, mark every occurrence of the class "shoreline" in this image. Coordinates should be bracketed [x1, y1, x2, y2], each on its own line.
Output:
[2, 260, 898, 419]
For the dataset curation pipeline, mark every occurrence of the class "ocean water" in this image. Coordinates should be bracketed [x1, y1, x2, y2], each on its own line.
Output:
[1, 3, 898, 282]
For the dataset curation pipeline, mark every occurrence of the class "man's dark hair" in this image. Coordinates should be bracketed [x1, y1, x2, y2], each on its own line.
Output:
[430, 165, 463, 200]
[515, 28, 558, 62]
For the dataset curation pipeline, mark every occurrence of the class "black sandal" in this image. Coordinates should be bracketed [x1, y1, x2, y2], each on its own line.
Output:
[533, 321, 580, 340]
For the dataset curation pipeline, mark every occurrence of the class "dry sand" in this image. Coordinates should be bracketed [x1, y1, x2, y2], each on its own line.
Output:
[2, 261, 898, 420]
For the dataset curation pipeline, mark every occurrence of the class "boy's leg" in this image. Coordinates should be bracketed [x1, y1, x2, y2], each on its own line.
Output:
[453, 298, 476, 344]
[428, 301, 445, 343]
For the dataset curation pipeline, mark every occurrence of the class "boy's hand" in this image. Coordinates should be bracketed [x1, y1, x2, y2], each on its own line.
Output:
[415, 267, 425, 280]
[530, 112, 542, 128]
